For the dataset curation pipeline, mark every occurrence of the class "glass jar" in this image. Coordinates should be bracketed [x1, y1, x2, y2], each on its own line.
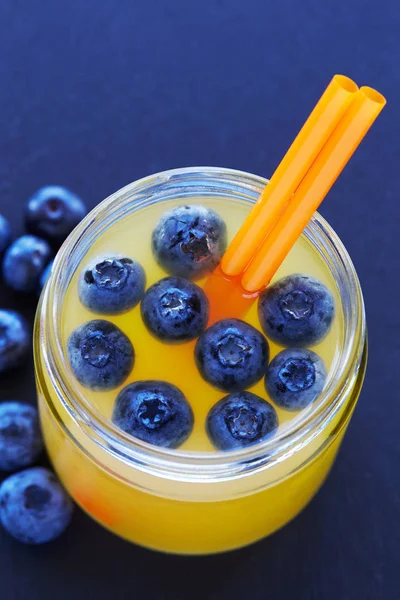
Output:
[34, 167, 367, 555]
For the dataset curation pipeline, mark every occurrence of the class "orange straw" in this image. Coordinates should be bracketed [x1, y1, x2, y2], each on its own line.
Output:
[204, 80, 386, 323]
[221, 75, 359, 277]
[241, 86, 386, 292]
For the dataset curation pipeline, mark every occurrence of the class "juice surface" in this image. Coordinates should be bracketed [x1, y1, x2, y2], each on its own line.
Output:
[60, 197, 343, 452]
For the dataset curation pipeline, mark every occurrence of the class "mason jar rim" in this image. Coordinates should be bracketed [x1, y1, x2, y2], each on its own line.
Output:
[37, 166, 366, 483]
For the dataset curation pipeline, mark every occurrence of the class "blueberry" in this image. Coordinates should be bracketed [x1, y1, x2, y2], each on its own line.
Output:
[112, 380, 193, 448]
[0, 467, 73, 544]
[2, 235, 52, 293]
[258, 275, 335, 347]
[0, 402, 43, 472]
[195, 319, 269, 392]
[38, 259, 54, 294]
[152, 205, 227, 279]
[0, 310, 30, 373]
[67, 320, 134, 390]
[25, 186, 86, 245]
[0, 214, 11, 254]
[141, 276, 209, 342]
[206, 391, 278, 451]
[79, 256, 146, 315]
[265, 348, 326, 411]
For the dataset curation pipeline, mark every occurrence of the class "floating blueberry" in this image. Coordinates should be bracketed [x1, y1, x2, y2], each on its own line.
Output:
[67, 320, 134, 390]
[0, 402, 43, 472]
[0, 214, 11, 254]
[79, 256, 146, 315]
[0, 310, 30, 373]
[25, 186, 86, 245]
[206, 391, 278, 451]
[195, 319, 269, 392]
[152, 205, 227, 279]
[258, 275, 335, 347]
[2, 235, 52, 293]
[0, 467, 73, 544]
[112, 380, 193, 448]
[141, 276, 209, 342]
[265, 348, 326, 411]
[38, 259, 54, 294]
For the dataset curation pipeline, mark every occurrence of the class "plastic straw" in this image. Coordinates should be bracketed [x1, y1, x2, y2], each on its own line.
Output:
[241, 86, 386, 292]
[221, 75, 358, 277]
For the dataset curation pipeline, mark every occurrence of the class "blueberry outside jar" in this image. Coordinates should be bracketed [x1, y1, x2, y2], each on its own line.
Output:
[34, 168, 367, 555]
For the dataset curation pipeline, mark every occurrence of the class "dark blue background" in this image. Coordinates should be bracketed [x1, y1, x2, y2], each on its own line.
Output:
[0, 1, 398, 598]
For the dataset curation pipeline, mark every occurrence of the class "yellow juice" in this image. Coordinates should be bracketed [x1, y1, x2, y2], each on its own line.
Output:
[35, 169, 366, 554]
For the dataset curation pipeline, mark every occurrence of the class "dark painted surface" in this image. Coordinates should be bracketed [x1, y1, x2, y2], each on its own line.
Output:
[0, 1, 398, 598]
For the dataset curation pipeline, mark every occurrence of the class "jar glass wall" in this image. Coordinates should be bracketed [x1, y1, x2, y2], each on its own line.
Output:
[34, 168, 367, 555]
